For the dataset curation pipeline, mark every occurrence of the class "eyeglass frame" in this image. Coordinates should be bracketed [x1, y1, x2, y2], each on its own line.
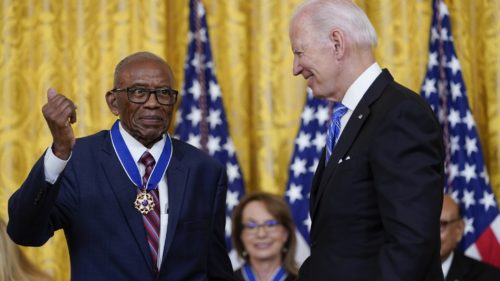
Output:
[111, 86, 178, 106]
[440, 217, 462, 232]
[242, 219, 281, 235]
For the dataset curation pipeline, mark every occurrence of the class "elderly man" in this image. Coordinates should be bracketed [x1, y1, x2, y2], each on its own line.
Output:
[289, 0, 445, 280]
[8, 52, 235, 281]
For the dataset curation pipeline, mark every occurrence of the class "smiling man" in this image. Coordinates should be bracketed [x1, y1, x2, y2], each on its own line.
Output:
[289, 1, 445, 281]
[7, 52, 235, 281]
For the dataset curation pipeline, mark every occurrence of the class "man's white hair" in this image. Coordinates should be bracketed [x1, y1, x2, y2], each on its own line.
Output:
[292, 0, 377, 48]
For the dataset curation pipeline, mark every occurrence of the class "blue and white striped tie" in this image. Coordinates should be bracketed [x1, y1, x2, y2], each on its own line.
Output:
[326, 102, 348, 164]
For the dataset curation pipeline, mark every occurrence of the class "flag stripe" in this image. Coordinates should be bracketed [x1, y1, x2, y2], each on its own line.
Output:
[475, 228, 500, 267]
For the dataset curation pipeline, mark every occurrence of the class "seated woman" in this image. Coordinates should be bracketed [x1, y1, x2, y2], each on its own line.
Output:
[231, 192, 298, 281]
[0, 218, 53, 281]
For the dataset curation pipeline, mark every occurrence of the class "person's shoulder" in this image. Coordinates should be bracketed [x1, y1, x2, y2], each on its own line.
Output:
[454, 252, 500, 280]
[372, 70, 436, 121]
[385, 78, 426, 105]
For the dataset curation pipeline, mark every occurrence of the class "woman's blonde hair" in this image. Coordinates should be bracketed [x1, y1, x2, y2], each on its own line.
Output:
[0, 218, 53, 281]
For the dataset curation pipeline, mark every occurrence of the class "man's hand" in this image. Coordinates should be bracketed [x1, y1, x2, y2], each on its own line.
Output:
[42, 88, 77, 160]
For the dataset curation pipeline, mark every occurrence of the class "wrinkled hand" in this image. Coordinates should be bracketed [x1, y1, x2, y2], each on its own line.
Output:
[42, 88, 77, 160]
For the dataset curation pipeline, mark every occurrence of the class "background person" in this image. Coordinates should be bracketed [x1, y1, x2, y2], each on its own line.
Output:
[7, 51, 234, 281]
[231, 192, 298, 281]
[440, 194, 500, 281]
[289, 0, 445, 280]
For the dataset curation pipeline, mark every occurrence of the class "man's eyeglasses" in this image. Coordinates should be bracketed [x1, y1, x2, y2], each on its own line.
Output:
[242, 219, 281, 235]
[111, 86, 178, 106]
[440, 218, 461, 232]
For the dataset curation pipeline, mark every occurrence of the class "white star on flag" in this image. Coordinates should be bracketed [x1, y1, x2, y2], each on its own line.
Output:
[315, 105, 330, 125]
[295, 132, 311, 152]
[479, 192, 496, 212]
[286, 184, 304, 204]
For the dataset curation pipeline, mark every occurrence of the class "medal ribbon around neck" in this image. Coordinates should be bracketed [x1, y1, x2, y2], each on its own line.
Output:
[110, 120, 173, 191]
[242, 264, 286, 281]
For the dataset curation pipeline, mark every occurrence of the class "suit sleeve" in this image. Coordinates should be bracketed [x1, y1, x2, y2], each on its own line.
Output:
[371, 98, 444, 280]
[207, 166, 236, 281]
[7, 153, 78, 246]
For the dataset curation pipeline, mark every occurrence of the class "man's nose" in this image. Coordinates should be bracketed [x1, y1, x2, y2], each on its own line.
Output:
[293, 57, 303, 76]
[144, 92, 160, 107]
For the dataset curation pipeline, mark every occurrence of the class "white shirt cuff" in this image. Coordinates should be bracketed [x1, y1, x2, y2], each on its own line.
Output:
[43, 146, 71, 184]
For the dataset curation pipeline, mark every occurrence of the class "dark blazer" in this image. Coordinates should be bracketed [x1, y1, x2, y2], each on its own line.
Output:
[234, 267, 296, 281]
[446, 251, 500, 281]
[8, 131, 234, 281]
[297, 70, 445, 281]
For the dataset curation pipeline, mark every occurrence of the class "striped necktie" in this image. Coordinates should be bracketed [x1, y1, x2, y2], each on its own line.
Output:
[139, 151, 161, 271]
[326, 102, 348, 164]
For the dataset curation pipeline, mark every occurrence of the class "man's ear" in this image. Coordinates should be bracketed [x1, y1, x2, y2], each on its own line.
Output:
[329, 29, 345, 58]
[105, 91, 120, 116]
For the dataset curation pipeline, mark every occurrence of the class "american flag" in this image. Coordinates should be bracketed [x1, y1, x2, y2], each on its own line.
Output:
[174, 0, 245, 262]
[420, 0, 500, 268]
[284, 89, 332, 262]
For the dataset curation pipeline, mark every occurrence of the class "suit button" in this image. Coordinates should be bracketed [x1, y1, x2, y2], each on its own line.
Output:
[33, 190, 44, 205]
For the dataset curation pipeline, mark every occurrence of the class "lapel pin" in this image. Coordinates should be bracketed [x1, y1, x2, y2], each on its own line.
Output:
[345, 156, 351, 160]
[338, 159, 343, 164]
[358, 114, 363, 119]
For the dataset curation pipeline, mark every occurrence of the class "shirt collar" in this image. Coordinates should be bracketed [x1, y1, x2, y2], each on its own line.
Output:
[441, 251, 454, 278]
[341, 62, 382, 111]
[118, 121, 165, 164]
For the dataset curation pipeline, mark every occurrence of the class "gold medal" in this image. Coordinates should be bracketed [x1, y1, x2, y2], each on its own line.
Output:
[134, 190, 155, 214]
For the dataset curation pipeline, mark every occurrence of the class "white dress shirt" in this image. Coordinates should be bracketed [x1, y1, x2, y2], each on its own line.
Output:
[441, 252, 454, 279]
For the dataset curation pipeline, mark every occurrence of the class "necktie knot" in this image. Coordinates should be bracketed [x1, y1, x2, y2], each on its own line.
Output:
[332, 102, 348, 120]
[140, 152, 156, 187]
[140, 151, 156, 168]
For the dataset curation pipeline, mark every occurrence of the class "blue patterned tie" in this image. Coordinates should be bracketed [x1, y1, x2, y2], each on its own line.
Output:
[139, 152, 160, 272]
[326, 103, 348, 164]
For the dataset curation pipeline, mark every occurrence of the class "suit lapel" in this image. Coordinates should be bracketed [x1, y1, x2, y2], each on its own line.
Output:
[160, 142, 189, 269]
[445, 252, 465, 281]
[310, 150, 326, 216]
[310, 70, 394, 219]
[101, 133, 153, 270]
[311, 105, 371, 219]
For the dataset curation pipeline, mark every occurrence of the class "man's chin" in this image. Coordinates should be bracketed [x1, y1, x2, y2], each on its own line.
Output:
[137, 129, 167, 147]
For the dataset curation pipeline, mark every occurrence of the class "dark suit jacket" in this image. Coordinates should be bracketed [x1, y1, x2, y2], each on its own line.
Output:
[8, 131, 234, 281]
[446, 251, 500, 281]
[297, 70, 445, 281]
